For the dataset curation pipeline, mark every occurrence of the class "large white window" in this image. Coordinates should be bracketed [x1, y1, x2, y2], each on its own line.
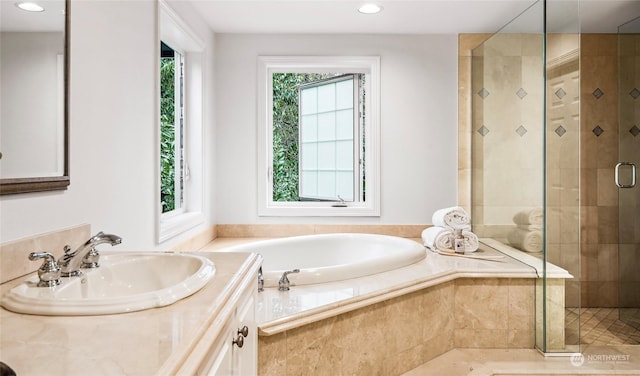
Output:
[157, 1, 205, 242]
[257, 56, 380, 216]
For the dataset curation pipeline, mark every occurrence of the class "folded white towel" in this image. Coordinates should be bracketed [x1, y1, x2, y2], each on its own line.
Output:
[432, 206, 471, 230]
[507, 228, 543, 253]
[512, 208, 543, 226]
[422, 227, 479, 253]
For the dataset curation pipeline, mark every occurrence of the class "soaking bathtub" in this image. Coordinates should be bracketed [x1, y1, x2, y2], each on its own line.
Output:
[221, 233, 427, 288]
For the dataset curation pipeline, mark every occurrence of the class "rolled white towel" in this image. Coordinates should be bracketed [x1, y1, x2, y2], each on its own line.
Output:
[422, 227, 479, 253]
[513, 208, 543, 226]
[507, 228, 543, 253]
[432, 206, 471, 230]
[422, 227, 453, 251]
[463, 230, 479, 253]
[517, 224, 543, 231]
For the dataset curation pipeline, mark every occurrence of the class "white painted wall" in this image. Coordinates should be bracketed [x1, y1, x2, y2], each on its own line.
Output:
[0, 0, 215, 250]
[214, 34, 459, 224]
[0, 4, 459, 247]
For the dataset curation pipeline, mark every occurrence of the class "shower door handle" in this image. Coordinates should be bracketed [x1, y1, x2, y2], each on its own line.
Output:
[615, 162, 636, 188]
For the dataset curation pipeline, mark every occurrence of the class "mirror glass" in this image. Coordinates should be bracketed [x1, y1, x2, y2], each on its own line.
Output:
[0, 0, 69, 194]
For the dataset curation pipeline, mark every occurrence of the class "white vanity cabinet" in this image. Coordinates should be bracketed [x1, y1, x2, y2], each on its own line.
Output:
[196, 267, 258, 376]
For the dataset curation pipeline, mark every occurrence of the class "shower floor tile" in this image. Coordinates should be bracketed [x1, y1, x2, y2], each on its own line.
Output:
[566, 307, 640, 346]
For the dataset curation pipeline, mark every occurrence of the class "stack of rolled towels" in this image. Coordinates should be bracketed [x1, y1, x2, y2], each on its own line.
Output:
[421, 206, 479, 253]
[507, 208, 543, 253]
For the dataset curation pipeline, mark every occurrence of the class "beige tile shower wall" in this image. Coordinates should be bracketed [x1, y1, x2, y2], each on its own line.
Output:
[472, 34, 545, 236]
[0, 224, 91, 284]
[581, 34, 620, 308]
[458, 34, 491, 216]
[545, 33, 581, 308]
[258, 278, 534, 376]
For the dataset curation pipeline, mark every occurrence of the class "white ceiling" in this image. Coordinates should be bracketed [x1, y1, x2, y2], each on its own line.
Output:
[1, 0, 637, 33]
[189, 0, 640, 34]
[0, 0, 65, 32]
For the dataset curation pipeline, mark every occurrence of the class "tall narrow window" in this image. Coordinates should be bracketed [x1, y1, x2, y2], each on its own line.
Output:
[158, 0, 205, 242]
[160, 41, 185, 214]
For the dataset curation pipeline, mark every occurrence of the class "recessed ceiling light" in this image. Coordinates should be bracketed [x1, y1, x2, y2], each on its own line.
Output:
[15, 2, 44, 12]
[358, 4, 382, 14]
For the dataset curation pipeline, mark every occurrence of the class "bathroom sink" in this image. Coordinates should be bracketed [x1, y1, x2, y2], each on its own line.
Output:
[0, 252, 215, 316]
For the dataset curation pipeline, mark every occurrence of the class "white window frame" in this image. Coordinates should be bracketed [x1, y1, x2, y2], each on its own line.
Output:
[257, 56, 381, 216]
[157, 0, 205, 242]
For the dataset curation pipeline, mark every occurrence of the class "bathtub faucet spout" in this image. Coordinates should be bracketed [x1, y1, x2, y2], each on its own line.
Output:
[278, 269, 300, 291]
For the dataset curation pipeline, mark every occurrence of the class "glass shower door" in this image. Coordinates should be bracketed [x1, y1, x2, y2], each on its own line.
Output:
[617, 16, 640, 329]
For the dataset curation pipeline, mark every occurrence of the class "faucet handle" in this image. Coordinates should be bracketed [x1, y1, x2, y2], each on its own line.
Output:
[278, 269, 300, 291]
[257, 267, 264, 292]
[28, 252, 62, 288]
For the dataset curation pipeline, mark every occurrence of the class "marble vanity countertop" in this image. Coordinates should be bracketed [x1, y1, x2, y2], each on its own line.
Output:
[0, 251, 262, 376]
[201, 237, 572, 336]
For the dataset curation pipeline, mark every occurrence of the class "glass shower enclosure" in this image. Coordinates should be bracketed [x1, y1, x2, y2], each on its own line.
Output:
[471, 0, 581, 353]
[618, 16, 640, 330]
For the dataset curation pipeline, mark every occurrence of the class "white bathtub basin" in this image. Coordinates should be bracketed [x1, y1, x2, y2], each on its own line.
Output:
[223, 233, 426, 287]
[0, 252, 215, 316]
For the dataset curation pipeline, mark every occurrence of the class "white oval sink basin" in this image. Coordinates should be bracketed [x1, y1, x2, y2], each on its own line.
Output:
[1, 252, 215, 316]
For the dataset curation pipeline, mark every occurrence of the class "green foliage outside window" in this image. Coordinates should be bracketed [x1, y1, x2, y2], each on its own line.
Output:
[160, 57, 175, 212]
[272, 73, 337, 201]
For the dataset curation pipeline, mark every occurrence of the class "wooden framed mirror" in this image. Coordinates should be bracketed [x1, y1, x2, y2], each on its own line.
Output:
[0, 0, 69, 194]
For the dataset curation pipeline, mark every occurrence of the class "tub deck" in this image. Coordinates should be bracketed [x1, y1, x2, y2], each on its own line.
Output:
[201, 238, 571, 336]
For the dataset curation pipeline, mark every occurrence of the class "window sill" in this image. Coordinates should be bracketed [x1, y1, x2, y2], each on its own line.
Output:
[159, 211, 205, 243]
[258, 203, 380, 217]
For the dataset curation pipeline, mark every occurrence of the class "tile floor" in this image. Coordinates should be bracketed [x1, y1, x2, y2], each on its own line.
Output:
[403, 308, 640, 375]
[566, 308, 640, 346]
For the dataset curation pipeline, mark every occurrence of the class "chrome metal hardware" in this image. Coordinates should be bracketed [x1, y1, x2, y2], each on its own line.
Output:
[81, 247, 100, 269]
[58, 231, 122, 277]
[257, 267, 264, 292]
[233, 325, 249, 348]
[28, 252, 61, 287]
[331, 195, 348, 207]
[278, 269, 300, 291]
[615, 162, 637, 188]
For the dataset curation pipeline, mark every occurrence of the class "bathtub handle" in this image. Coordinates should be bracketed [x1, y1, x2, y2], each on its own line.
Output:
[257, 267, 264, 292]
[278, 269, 300, 291]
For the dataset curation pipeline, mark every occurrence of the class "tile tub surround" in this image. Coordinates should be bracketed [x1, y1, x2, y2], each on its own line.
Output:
[0, 252, 262, 375]
[258, 278, 536, 376]
[0, 224, 91, 284]
[203, 237, 571, 375]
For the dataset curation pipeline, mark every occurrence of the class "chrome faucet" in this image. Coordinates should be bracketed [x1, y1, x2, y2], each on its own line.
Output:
[58, 231, 122, 277]
[257, 267, 264, 292]
[278, 269, 300, 291]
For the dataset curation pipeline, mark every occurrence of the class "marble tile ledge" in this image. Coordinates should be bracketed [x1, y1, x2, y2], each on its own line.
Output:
[206, 239, 567, 337]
